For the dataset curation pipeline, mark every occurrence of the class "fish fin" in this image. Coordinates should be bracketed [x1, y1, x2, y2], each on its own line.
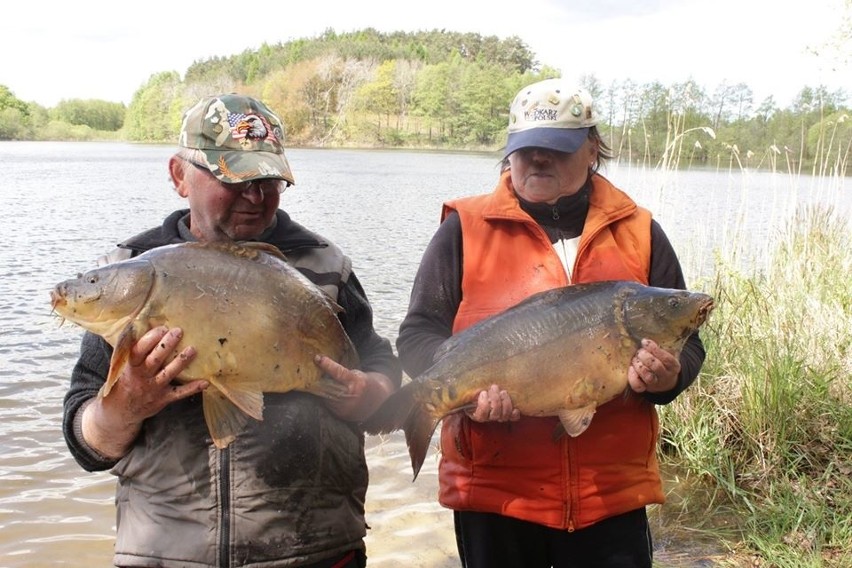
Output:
[100, 325, 137, 398]
[405, 406, 441, 482]
[235, 241, 289, 262]
[447, 403, 477, 415]
[210, 380, 265, 421]
[360, 379, 442, 480]
[558, 405, 597, 437]
[202, 388, 251, 449]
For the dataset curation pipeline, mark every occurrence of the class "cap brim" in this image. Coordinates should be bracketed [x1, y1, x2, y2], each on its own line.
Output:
[201, 149, 295, 185]
[504, 127, 590, 158]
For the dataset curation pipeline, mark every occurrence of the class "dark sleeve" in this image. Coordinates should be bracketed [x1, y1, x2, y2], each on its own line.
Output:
[396, 213, 464, 378]
[337, 272, 403, 387]
[62, 331, 121, 472]
[643, 220, 706, 405]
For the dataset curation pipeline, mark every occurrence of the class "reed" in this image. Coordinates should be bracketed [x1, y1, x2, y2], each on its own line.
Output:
[658, 204, 852, 566]
[637, 101, 852, 565]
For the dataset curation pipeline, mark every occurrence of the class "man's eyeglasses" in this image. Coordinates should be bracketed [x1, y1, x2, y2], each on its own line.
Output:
[187, 160, 287, 195]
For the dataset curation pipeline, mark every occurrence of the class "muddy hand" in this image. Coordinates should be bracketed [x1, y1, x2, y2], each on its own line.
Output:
[82, 326, 205, 460]
[314, 354, 395, 422]
[115, 326, 205, 420]
[628, 338, 680, 393]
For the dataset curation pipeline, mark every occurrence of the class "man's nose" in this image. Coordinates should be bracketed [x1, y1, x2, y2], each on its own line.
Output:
[239, 184, 266, 203]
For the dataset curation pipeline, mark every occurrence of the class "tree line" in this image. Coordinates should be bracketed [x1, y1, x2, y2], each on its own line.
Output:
[1, 28, 849, 174]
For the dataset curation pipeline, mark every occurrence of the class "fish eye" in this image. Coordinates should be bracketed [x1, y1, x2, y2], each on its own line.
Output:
[668, 297, 682, 308]
[87, 275, 98, 284]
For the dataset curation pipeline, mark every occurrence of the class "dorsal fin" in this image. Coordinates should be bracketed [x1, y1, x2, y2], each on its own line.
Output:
[184, 240, 288, 262]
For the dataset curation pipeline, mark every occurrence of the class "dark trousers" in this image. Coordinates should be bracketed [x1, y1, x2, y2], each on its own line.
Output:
[454, 508, 653, 568]
[303, 549, 366, 568]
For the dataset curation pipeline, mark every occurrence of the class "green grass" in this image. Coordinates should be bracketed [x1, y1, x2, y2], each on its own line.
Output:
[658, 205, 852, 566]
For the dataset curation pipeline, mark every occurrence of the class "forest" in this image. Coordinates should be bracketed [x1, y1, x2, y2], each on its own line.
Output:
[1, 28, 849, 173]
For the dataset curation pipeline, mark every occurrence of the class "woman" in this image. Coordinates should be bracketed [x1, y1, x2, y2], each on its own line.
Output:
[396, 78, 706, 568]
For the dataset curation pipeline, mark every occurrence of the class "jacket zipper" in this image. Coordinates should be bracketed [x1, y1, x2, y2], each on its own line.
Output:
[218, 447, 231, 568]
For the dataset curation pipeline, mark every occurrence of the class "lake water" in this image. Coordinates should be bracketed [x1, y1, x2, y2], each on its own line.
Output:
[0, 141, 849, 567]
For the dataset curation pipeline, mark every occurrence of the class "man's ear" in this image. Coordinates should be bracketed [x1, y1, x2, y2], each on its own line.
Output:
[169, 156, 190, 198]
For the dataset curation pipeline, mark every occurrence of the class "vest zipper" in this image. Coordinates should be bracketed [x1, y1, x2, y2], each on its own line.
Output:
[551, 206, 560, 220]
[218, 447, 231, 568]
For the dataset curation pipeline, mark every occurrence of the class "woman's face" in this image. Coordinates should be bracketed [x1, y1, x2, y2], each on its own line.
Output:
[508, 138, 598, 204]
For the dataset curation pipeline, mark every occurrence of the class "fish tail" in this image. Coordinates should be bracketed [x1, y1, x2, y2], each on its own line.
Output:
[404, 405, 440, 481]
[360, 381, 419, 435]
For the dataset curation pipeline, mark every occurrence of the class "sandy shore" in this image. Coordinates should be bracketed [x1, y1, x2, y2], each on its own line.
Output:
[364, 433, 459, 567]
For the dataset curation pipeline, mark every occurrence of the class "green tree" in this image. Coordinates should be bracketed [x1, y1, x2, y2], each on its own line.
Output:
[451, 63, 514, 146]
[51, 99, 126, 131]
[124, 72, 186, 142]
[356, 60, 399, 130]
[0, 85, 31, 139]
[0, 85, 29, 115]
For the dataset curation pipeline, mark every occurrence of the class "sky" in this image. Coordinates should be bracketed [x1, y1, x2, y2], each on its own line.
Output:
[2, 0, 848, 109]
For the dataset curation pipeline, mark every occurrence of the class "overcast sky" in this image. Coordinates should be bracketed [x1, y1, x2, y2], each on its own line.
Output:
[2, 0, 848, 108]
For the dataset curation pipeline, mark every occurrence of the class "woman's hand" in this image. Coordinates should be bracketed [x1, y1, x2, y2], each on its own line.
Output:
[628, 338, 681, 393]
[466, 384, 521, 423]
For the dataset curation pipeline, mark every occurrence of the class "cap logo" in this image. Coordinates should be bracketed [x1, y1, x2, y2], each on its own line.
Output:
[525, 107, 559, 123]
[228, 112, 278, 146]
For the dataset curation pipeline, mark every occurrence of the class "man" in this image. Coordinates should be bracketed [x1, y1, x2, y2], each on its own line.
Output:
[63, 93, 401, 567]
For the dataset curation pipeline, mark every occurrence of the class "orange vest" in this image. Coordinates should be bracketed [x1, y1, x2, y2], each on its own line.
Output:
[437, 170, 662, 531]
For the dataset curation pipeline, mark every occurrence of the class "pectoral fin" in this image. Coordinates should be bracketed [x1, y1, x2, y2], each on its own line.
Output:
[100, 324, 138, 398]
[557, 404, 597, 437]
[202, 388, 251, 449]
[210, 379, 264, 421]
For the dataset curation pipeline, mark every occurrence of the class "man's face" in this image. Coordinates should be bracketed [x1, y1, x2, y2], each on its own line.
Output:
[171, 158, 283, 241]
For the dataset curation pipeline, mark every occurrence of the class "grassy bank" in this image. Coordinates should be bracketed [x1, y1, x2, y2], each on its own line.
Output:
[658, 203, 852, 566]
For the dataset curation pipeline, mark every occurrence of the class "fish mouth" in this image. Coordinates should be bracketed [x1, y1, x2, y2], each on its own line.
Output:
[49, 289, 66, 311]
[49, 289, 68, 325]
[696, 297, 715, 325]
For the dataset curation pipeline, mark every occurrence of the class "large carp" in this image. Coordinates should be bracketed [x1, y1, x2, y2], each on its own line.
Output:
[50, 241, 359, 449]
[364, 280, 713, 480]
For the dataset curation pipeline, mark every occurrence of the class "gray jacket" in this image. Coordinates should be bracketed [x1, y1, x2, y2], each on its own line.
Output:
[63, 210, 401, 567]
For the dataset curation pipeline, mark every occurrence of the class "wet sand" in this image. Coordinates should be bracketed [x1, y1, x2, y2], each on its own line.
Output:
[364, 433, 459, 567]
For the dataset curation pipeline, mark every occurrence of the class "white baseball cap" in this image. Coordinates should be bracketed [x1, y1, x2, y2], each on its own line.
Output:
[504, 78, 598, 157]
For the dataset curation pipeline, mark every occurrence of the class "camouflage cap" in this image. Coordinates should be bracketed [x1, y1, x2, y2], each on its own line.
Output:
[179, 94, 295, 185]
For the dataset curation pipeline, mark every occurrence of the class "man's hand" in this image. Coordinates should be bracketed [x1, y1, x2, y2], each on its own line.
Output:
[314, 355, 395, 422]
[82, 326, 206, 459]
